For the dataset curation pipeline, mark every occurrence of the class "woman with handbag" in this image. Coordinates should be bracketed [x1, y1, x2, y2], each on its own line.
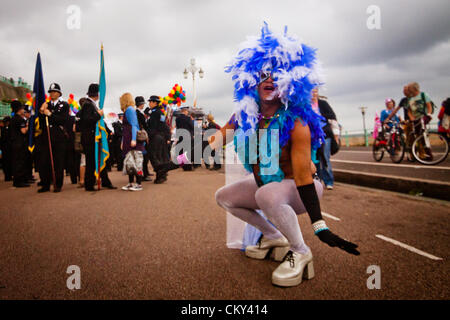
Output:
[120, 93, 145, 191]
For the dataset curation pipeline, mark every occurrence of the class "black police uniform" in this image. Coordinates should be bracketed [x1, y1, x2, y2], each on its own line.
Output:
[38, 98, 69, 191]
[147, 106, 171, 182]
[10, 113, 29, 186]
[77, 97, 113, 190]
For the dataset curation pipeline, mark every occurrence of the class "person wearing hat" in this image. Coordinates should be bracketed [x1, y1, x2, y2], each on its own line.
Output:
[77, 83, 116, 191]
[134, 96, 151, 181]
[10, 101, 29, 187]
[147, 95, 171, 183]
[37, 83, 70, 192]
[175, 106, 195, 171]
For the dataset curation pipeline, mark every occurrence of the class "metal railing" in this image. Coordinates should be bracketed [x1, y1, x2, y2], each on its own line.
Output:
[341, 121, 439, 147]
[0, 101, 11, 118]
[0, 75, 31, 90]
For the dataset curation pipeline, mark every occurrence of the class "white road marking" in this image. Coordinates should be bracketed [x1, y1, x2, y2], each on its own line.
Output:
[375, 234, 443, 261]
[322, 212, 341, 221]
[331, 159, 450, 170]
[339, 150, 372, 153]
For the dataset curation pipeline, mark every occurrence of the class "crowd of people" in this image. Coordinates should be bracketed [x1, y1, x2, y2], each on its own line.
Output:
[0, 83, 223, 192]
[0, 23, 365, 289]
[378, 82, 449, 159]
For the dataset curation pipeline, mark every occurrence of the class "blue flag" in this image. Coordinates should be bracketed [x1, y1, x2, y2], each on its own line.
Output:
[29, 52, 45, 152]
[95, 45, 110, 178]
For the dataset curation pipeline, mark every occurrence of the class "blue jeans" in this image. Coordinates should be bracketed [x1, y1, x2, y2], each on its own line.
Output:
[319, 137, 334, 187]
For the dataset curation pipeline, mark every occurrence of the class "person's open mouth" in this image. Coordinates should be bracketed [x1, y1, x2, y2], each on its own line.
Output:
[263, 84, 275, 92]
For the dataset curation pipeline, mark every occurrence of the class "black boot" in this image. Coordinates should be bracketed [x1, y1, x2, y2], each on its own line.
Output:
[154, 172, 167, 184]
[38, 186, 50, 193]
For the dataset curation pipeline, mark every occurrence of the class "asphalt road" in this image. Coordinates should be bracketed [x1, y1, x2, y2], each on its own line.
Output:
[0, 167, 449, 300]
[332, 147, 450, 182]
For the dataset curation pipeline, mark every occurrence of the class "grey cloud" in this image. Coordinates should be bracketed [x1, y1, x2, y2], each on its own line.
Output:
[0, 0, 448, 131]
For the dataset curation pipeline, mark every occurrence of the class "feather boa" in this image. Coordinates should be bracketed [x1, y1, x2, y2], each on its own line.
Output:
[226, 23, 326, 181]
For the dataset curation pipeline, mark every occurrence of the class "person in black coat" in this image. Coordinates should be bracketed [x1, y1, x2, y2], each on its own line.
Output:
[10, 101, 29, 187]
[111, 114, 123, 171]
[1, 116, 12, 182]
[77, 83, 116, 191]
[135, 96, 151, 181]
[147, 95, 171, 183]
[37, 83, 70, 193]
[204, 114, 222, 170]
[312, 89, 339, 190]
[175, 106, 195, 171]
[64, 113, 78, 184]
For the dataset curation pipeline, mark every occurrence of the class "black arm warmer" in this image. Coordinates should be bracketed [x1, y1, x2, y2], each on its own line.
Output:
[297, 183, 323, 224]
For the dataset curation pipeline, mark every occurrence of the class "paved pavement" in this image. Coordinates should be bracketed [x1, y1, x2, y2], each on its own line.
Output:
[332, 147, 450, 183]
[0, 167, 449, 299]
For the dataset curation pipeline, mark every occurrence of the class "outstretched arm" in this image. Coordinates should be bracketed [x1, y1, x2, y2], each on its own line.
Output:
[291, 119, 360, 255]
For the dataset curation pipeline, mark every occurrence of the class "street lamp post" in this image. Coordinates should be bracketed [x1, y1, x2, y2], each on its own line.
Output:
[359, 106, 368, 147]
[183, 58, 204, 108]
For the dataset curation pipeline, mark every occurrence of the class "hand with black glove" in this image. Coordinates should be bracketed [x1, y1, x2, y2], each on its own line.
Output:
[297, 184, 360, 256]
[316, 229, 360, 255]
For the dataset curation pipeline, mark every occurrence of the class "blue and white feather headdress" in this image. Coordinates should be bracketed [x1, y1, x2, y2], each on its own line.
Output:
[225, 22, 325, 149]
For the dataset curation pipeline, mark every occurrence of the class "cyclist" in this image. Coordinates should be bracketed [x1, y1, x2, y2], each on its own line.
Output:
[407, 82, 434, 160]
[379, 99, 401, 154]
[438, 98, 450, 139]
[381, 99, 401, 130]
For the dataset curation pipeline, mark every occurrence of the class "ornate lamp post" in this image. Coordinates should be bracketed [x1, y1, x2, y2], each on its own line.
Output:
[183, 58, 204, 107]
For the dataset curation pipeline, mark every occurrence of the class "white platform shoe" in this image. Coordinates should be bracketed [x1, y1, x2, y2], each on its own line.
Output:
[272, 250, 314, 287]
[245, 235, 290, 262]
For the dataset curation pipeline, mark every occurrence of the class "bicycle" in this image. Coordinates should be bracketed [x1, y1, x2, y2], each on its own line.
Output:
[372, 120, 405, 163]
[410, 117, 449, 165]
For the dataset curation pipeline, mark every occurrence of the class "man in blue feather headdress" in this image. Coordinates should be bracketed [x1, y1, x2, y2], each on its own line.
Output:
[205, 23, 360, 287]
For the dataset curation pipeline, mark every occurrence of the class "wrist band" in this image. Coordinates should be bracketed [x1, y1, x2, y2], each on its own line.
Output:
[312, 220, 329, 235]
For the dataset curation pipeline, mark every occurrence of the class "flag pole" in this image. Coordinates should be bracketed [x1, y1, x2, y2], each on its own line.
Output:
[97, 43, 104, 191]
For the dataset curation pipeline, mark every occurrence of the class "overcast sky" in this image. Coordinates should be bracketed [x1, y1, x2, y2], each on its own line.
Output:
[1, 0, 449, 132]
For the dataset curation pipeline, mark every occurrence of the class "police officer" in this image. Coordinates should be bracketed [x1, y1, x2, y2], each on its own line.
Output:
[77, 83, 116, 191]
[38, 83, 69, 193]
[175, 106, 195, 171]
[147, 95, 170, 184]
[10, 101, 29, 187]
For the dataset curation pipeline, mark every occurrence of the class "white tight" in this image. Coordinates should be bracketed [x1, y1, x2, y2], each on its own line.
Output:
[215, 176, 323, 254]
